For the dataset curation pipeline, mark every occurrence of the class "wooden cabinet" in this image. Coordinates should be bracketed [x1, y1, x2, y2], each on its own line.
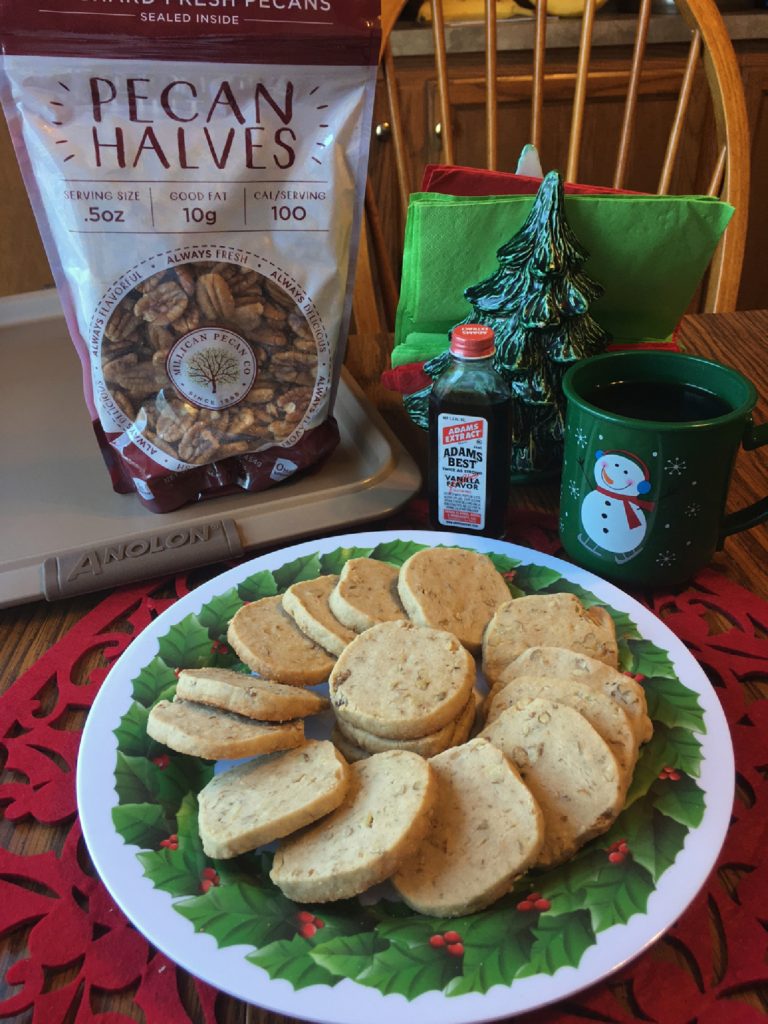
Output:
[367, 12, 768, 313]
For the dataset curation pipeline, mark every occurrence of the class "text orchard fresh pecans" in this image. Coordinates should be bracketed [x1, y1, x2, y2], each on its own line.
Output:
[0, 0, 380, 511]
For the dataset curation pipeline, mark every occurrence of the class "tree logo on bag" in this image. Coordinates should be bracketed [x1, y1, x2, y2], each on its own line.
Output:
[167, 328, 256, 409]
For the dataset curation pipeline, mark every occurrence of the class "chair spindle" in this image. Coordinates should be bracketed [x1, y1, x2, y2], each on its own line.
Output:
[658, 29, 702, 194]
[566, 0, 598, 183]
[531, 0, 548, 152]
[614, 0, 652, 189]
[430, 0, 454, 164]
[485, 0, 499, 169]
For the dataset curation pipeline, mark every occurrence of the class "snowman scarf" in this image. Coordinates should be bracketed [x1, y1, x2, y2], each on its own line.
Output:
[595, 487, 656, 529]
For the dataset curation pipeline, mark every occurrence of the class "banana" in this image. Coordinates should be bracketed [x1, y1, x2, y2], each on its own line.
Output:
[417, 0, 532, 23]
[529, 0, 609, 16]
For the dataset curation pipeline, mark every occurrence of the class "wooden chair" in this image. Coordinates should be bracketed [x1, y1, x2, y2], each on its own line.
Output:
[351, 0, 750, 339]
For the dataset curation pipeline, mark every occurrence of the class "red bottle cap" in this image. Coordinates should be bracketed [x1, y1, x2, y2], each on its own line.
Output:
[449, 323, 495, 359]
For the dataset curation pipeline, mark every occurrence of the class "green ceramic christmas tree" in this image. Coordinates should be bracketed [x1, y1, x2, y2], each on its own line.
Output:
[405, 170, 610, 477]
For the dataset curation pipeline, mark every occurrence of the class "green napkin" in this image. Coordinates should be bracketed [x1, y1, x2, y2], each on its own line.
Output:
[393, 191, 733, 368]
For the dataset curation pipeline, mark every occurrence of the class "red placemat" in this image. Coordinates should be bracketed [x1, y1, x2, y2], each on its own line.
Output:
[1, 510, 767, 1023]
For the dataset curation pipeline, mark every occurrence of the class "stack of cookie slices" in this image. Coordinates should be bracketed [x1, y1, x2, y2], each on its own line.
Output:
[145, 547, 653, 916]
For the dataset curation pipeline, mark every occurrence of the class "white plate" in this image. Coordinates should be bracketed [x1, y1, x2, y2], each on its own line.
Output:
[77, 530, 734, 1024]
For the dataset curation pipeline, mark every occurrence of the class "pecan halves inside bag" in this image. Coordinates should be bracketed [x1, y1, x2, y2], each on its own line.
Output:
[102, 261, 317, 466]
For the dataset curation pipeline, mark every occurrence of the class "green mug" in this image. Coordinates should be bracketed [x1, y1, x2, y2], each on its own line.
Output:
[559, 350, 768, 588]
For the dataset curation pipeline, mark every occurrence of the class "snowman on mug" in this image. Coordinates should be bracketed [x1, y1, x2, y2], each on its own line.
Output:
[579, 449, 656, 563]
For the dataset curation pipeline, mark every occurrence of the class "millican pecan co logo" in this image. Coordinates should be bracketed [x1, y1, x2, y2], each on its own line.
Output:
[167, 327, 256, 410]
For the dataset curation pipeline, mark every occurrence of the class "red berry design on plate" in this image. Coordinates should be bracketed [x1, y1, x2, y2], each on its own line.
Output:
[152, 754, 170, 769]
[296, 911, 325, 939]
[159, 833, 179, 851]
[517, 890, 549, 912]
[198, 867, 220, 892]
[607, 838, 630, 863]
[429, 930, 463, 955]
[659, 765, 681, 781]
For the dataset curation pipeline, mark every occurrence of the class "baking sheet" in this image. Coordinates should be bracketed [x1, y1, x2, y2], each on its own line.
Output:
[0, 289, 420, 606]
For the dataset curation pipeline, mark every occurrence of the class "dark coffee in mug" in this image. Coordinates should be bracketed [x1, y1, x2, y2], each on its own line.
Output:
[584, 380, 732, 423]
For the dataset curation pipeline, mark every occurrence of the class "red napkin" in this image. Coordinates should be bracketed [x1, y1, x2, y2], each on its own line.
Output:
[420, 163, 643, 197]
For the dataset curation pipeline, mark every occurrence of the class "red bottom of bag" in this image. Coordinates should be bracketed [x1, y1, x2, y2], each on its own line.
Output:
[94, 417, 341, 514]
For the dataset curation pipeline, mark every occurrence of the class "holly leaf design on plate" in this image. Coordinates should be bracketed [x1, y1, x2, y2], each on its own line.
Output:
[579, 858, 655, 932]
[176, 880, 299, 948]
[301, 900, 379, 936]
[370, 540, 427, 566]
[197, 588, 243, 640]
[273, 554, 323, 592]
[626, 724, 703, 806]
[626, 638, 677, 680]
[652, 773, 706, 830]
[606, 609, 642, 642]
[114, 702, 157, 759]
[444, 906, 537, 995]
[137, 794, 207, 897]
[643, 675, 705, 733]
[237, 570, 278, 603]
[516, 910, 595, 978]
[131, 657, 178, 708]
[112, 802, 171, 850]
[349, 929, 463, 997]
[247, 934, 343, 989]
[309, 932, 389, 981]
[528, 848, 603, 916]
[114, 751, 211, 814]
[509, 563, 560, 594]
[631, 812, 687, 884]
[319, 546, 375, 575]
[157, 614, 216, 670]
[603, 798, 688, 884]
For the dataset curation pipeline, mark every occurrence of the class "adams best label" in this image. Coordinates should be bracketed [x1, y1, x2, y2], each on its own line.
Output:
[435, 414, 490, 530]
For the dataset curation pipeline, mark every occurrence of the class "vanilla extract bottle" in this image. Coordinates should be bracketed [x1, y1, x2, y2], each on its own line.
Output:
[428, 324, 513, 538]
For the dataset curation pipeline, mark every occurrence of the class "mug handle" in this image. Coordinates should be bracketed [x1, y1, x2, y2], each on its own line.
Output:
[720, 419, 768, 538]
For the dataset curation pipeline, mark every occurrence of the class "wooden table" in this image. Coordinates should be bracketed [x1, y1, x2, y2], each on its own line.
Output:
[1, 309, 766, 1023]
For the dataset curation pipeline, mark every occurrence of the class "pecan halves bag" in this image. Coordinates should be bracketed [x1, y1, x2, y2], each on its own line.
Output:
[0, 0, 380, 511]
